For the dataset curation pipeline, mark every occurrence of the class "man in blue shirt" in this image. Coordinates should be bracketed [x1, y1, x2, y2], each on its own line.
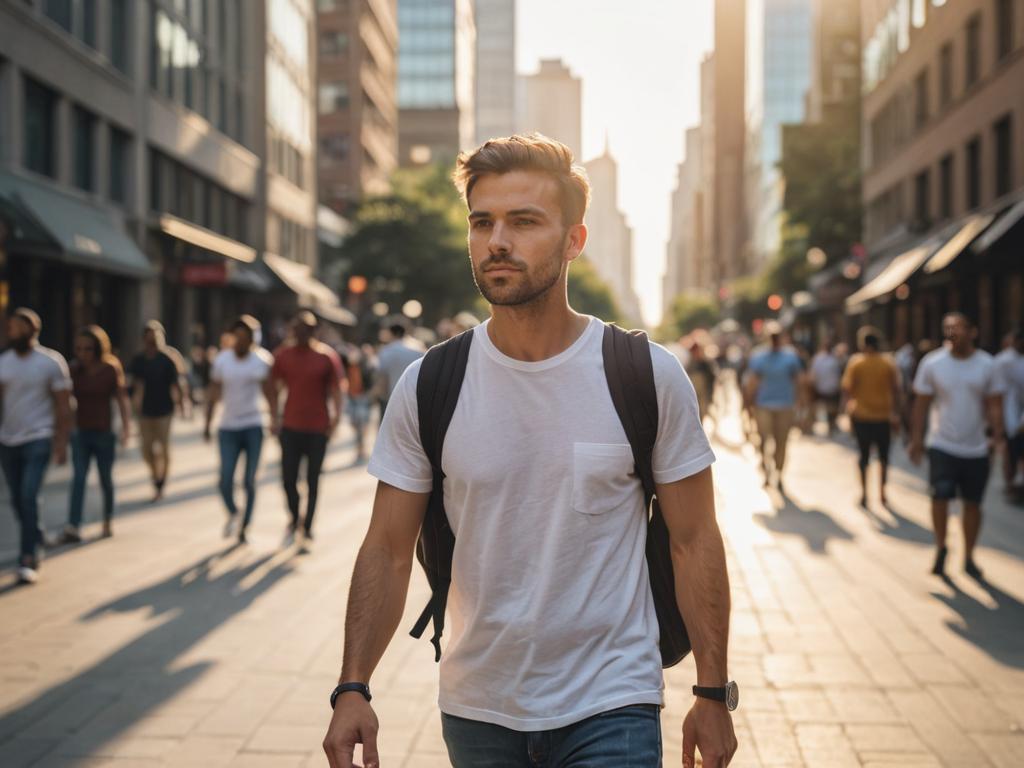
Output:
[745, 322, 803, 491]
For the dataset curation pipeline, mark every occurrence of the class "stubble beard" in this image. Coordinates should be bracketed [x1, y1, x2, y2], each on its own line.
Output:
[472, 238, 566, 308]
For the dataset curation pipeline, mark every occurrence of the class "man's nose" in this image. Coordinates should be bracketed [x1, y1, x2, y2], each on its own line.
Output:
[488, 221, 511, 253]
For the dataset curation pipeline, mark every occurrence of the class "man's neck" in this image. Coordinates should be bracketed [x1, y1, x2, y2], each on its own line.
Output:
[487, 290, 588, 363]
[950, 344, 974, 359]
[14, 341, 36, 358]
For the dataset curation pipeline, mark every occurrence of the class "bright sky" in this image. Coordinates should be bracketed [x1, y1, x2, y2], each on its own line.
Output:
[516, 0, 714, 326]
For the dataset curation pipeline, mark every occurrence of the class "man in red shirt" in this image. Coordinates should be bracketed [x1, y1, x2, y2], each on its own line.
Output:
[270, 311, 344, 546]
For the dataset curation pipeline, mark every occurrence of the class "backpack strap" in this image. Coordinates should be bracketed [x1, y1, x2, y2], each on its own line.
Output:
[411, 329, 474, 660]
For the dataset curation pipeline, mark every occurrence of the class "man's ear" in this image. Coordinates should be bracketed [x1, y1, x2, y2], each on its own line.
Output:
[564, 223, 588, 263]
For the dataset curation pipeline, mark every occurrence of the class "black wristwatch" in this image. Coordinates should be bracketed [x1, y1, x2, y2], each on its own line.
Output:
[693, 681, 739, 711]
[330, 682, 372, 709]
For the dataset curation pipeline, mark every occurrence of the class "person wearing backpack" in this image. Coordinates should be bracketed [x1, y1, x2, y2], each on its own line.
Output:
[322, 134, 738, 768]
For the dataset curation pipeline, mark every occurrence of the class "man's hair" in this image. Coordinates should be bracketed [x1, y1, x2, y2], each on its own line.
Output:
[943, 311, 974, 328]
[452, 133, 591, 226]
[78, 324, 116, 364]
[388, 322, 407, 338]
[232, 314, 261, 336]
[857, 325, 882, 351]
[12, 307, 41, 336]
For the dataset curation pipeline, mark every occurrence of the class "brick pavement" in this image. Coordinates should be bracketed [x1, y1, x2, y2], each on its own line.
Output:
[1, 395, 1023, 766]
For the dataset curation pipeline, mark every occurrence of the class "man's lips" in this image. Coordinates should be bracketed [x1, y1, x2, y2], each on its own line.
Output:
[484, 266, 522, 274]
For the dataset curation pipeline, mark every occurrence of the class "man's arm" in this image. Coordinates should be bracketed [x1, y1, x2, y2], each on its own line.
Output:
[909, 393, 933, 464]
[986, 393, 1005, 451]
[658, 466, 737, 768]
[204, 381, 222, 442]
[323, 482, 429, 768]
[52, 390, 72, 466]
[262, 377, 279, 435]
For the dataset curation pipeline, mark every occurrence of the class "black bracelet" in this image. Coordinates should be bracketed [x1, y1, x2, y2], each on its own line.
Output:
[330, 682, 372, 709]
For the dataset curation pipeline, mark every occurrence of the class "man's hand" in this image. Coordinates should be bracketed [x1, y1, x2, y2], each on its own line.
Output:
[53, 442, 68, 467]
[908, 440, 924, 465]
[323, 694, 380, 768]
[120, 426, 130, 448]
[328, 416, 340, 439]
[682, 699, 737, 767]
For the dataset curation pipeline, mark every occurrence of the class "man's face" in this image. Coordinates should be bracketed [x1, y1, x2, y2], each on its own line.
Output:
[142, 329, 158, 349]
[7, 317, 33, 348]
[466, 170, 586, 307]
[233, 327, 253, 355]
[942, 315, 974, 349]
[293, 321, 314, 344]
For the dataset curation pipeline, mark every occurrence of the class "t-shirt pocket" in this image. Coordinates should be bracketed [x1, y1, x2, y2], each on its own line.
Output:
[572, 442, 637, 516]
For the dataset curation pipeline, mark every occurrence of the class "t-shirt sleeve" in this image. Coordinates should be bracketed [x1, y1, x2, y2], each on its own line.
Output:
[650, 343, 716, 485]
[986, 359, 1008, 396]
[366, 358, 433, 493]
[748, 352, 763, 375]
[913, 356, 935, 395]
[48, 352, 73, 392]
[211, 352, 225, 382]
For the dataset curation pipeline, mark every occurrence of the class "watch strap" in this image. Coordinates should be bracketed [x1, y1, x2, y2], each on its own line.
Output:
[692, 685, 727, 702]
[331, 682, 372, 709]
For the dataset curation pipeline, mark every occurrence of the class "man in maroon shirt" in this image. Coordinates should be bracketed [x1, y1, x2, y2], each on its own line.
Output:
[270, 311, 344, 546]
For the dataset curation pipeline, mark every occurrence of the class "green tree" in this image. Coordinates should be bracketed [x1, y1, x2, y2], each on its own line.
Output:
[657, 293, 720, 341]
[567, 256, 623, 323]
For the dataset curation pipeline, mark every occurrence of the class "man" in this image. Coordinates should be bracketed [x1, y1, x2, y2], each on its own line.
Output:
[323, 134, 737, 768]
[204, 316, 275, 544]
[685, 336, 718, 430]
[0, 308, 72, 584]
[270, 311, 344, 546]
[127, 321, 190, 501]
[994, 329, 1024, 497]
[842, 329, 901, 507]
[745, 322, 803, 491]
[809, 341, 842, 435]
[372, 320, 424, 418]
[910, 313, 1005, 578]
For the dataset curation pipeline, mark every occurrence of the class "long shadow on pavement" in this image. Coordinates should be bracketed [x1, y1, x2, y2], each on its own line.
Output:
[932, 575, 1024, 670]
[0, 544, 296, 765]
[866, 502, 935, 546]
[753, 494, 856, 555]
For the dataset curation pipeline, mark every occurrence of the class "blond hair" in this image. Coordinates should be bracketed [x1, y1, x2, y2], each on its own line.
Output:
[452, 133, 591, 226]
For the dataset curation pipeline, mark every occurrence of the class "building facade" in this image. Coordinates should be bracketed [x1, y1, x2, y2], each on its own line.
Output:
[663, 127, 707, 314]
[474, 0, 516, 145]
[397, 0, 476, 167]
[317, 0, 398, 213]
[0, 0, 329, 355]
[744, 0, 813, 269]
[850, 0, 1024, 349]
[519, 59, 582, 160]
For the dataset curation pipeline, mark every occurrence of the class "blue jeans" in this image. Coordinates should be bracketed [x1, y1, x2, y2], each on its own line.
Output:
[218, 426, 263, 528]
[69, 430, 116, 527]
[0, 438, 52, 562]
[441, 704, 662, 767]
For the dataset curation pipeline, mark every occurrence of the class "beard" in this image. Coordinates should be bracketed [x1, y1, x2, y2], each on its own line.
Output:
[472, 237, 566, 307]
[10, 335, 32, 353]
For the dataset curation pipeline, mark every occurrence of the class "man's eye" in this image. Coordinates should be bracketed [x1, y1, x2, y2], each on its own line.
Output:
[472, 220, 492, 229]
[515, 219, 536, 226]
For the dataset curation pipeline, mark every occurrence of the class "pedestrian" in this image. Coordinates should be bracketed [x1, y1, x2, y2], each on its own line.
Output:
[340, 344, 375, 463]
[269, 311, 344, 547]
[204, 316, 274, 544]
[0, 308, 72, 584]
[745, 321, 803, 492]
[127, 321, 190, 501]
[841, 329, 901, 508]
[909, 312, 1006, 578]
[685, 335, 718, 428]
[996, 328, 1024, 499]
[62, 325, 132, 543]
[323, 134, 737, 768]
[809, 341, 842, 435]
[372, 319, 425, 418]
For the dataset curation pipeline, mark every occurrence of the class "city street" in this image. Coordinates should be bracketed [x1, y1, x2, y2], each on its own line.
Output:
[1, 393, 1024, 767]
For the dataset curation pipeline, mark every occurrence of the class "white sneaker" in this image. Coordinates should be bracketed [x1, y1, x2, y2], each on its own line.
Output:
[17, 566, 38, 584]
[223, 516, 239, 539]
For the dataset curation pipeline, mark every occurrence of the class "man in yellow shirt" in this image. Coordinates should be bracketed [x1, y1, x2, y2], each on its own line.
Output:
[842, 329, 901, 507]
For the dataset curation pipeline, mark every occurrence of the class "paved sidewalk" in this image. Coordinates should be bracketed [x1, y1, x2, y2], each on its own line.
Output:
[0, 396, 1023, 766]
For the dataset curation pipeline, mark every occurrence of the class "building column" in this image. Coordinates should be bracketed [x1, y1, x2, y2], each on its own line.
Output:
[0, 61, 23, 169]
[95, 119, 110, 199]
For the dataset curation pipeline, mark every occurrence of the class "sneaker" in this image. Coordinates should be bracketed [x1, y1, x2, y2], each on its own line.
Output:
[58, 525, 82, 545]
[931, 546, 948, 576]
[223, 516, 239, 539]
[965, 558, 984, 580]
[17, 565, 38, 584]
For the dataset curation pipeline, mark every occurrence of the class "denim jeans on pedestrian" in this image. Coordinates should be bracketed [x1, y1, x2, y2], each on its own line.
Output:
[69, 430, 116, 528]
[441, 704, 662, 768]
[0, 438, 52, 562]
[218, 426, 263, 529]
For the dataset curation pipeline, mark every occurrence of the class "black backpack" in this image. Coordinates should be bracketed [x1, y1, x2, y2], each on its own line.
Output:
[409, 323, 691, 668]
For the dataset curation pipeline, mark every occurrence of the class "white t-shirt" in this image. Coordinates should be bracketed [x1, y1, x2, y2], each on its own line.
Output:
[211, 348, 273, 430]
[810, 352, 842, 395]
[368, 317, 715, 731]
[913, 347, 1005, 458]
[995, 347, 1024, 435]
[376, 340, 425, 399]
[0, 346, 72, 446]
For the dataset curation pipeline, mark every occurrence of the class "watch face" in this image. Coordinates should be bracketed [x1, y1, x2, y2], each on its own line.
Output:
[725, 681, 739, 711]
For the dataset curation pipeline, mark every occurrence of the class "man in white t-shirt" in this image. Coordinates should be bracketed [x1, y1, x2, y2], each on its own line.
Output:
[809, 342, 842, 434]
[204, 315, 274, 544]
[910, 313, 1005, 578]
[0, 308, 72, 584]
[994, 329, 1024, 496]
[323, 135, 737, 768]
[373, 321, 425, 418]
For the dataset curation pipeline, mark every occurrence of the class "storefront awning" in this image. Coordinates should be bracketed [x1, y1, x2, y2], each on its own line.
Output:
[158, 213, 256, 263]
[923, 212, 996, 274]
[0, 171, 155, 278]
[309, 303, 357, 327]
[263, 252, 339, 307]
[971, 194, 1024, 254]
[845, 236, 940, 311]
[227, 258, 275, 292]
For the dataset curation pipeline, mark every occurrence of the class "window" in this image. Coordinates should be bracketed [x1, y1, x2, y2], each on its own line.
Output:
[320, 134, 350, 162]
[23, 76, 57, 178]
[939, 42, 953, 107]
[914, 69, 928, 129]
[965, 14, 981, 87]
[109, 127, 130, 205]
[320, 31, 349, 56]
[110, 0, 129, 73]
[44, 0, 72, 32]
[994, 114, 1013, 197]
[72, 106, 96, 192]
[914, 169, 931, 228]
[319, 82, 349, 113]
[966, 136, 982, 209]
[939, 153, 954, 219]
[997, 0, 1015, 61]
[82, 0, 97, 47]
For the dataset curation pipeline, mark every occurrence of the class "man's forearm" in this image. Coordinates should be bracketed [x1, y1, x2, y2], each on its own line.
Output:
[340, 542, 414, 683]
[672, 526, 731, 686]
[911, 396, 929, 445]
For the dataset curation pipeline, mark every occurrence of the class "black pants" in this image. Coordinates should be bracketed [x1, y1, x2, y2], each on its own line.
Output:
[852, 419, 891, 469]
[279, 428, 328, 533]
